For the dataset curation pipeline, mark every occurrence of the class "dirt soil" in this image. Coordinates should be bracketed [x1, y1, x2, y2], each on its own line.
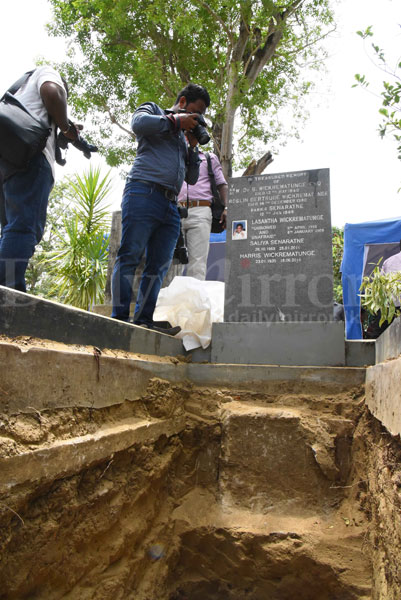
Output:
[349, 408, 401, 600]
[0, 335, 399, 599]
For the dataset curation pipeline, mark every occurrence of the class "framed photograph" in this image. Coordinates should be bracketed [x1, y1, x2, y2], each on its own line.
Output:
[232, 220, 247, 240]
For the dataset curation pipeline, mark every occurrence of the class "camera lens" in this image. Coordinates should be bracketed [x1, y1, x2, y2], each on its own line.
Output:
[192, 124, 210, 145]
[191, 114, 210, 145]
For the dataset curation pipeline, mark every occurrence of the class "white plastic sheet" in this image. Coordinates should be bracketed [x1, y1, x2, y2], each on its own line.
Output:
[154, 276, 225, 350]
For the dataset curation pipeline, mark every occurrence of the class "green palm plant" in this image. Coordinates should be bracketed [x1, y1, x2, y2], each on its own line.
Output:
[44, 166, 112, 310]
[67, 168, 112, 234]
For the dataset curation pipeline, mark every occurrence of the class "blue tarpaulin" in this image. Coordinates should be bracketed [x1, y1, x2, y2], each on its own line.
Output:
[342, 217, 401, 339]
[209, 230, 226, 243]
[206, 230, 226, 281]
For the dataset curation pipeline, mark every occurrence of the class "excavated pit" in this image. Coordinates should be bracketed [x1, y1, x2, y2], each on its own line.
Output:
[0, 336, 398, 599]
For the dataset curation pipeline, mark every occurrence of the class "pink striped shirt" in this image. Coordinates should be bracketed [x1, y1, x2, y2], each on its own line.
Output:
[177, 151, 227, 203]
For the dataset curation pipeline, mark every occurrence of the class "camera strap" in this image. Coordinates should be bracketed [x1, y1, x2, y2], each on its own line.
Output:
[205, 152, 225, 234]
[185, 185, 190, 211]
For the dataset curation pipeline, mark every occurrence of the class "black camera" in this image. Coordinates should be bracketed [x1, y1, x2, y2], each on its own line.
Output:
[174, 203, 189, 264]
[192, 113, 210, 145]
[174, 228, 189, 264]
[179, 110, 210, 145]
[56, 124, 98, 166]
[177, 205, 188, 219]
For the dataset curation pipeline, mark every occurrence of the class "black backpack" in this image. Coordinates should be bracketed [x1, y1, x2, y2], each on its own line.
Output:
[205, 152, 225, 233]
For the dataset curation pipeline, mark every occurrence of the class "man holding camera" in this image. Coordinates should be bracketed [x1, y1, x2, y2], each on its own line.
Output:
[111, 83, 210, 333]
[177, 151, 227, 280]
[0, 65, 81, 292]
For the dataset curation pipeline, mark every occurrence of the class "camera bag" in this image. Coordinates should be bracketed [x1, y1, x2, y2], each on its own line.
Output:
[205, 152, 225, 233]
[0, 71, 52, 169]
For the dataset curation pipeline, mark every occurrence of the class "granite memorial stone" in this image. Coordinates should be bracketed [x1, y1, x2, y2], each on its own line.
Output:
[224, 168, 333, 322]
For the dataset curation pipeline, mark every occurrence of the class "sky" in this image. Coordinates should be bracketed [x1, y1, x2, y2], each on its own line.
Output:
[0, 0, 400, 227]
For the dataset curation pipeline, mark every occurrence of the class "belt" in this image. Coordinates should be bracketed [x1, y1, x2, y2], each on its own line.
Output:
[178, 200, 212, 208]
[132, 179, 177, 203]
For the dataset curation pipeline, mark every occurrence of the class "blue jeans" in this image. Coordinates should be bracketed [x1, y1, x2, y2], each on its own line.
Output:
[111, 180, 181, 323]
[0, 153, 53, 292]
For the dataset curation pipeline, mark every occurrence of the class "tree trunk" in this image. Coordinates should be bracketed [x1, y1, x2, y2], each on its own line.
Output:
[220, 68, 239, 180]
[242, 151, 274, 176]
[218, 5, 300, 178]
[211, 122, 223, 160]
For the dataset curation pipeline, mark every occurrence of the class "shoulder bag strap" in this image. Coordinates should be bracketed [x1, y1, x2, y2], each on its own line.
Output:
[205, 152, 222, 204]
[3, 69, 52, 129]
[6, 70, 36, 96]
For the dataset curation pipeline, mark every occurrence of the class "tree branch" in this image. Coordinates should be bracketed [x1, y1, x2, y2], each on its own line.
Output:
[106, 36, 136, 49]
[244, 0, 312, 88]
[282, 0, 306, 21]
[245, 26, 284, 87]
[284, 26, 336, 58]
[232, 17, 250, 62]
[104, 105, 135, 138]
[194, 0, 234, 44]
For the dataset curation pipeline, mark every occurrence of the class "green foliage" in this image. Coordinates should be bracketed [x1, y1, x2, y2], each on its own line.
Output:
[354, 26, 401, 163]
[42, 166, 112, 310]
[46, 0, 335, 172]
[360, 261, 401, 326]
[332, 226, 344, 303]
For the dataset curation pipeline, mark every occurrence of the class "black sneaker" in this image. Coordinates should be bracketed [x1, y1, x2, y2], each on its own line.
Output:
[153, 320, 175, 328]
[135, 320, 181, 337]
[149, 323, 181, 336]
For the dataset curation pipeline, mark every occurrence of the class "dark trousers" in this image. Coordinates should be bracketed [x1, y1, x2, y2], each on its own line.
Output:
[111, 180, 180, 323]
[0, 153, 53, 292]
[0, 173, 6, 230]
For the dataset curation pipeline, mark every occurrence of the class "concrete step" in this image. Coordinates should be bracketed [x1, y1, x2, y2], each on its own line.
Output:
[0, 286, 375, 368]
[0, 285, 184, 357]
[0, 415, 186, 492]
[0, 340, 366, 416]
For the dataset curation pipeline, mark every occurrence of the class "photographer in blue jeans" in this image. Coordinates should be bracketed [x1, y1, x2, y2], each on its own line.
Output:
[111, 84, 210, 335]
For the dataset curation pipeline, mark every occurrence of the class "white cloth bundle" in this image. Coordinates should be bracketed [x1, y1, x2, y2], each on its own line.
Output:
[154, 276, 225, 350]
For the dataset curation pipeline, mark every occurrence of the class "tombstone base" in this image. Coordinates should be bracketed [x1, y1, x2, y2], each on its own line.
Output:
[211, 321, 347, 366]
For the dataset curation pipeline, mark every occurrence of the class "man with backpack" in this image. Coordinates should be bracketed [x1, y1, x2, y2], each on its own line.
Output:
[177, 150, 228, 280]
[0, 65, 81, 292]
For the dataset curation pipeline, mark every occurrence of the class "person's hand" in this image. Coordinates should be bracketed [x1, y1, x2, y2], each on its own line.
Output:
[219, 208, 227, 229]
[62, 122, 83, 141]
[178, 112, 200, 132]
